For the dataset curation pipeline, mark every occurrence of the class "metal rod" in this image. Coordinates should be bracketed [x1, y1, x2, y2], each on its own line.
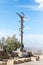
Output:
[16, 12, 25, 51]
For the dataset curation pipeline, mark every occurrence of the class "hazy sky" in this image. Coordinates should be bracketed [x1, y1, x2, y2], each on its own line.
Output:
[0, 0, 43, 48]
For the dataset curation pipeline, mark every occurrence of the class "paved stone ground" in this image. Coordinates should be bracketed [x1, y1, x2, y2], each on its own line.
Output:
[16, 59, 43, 65]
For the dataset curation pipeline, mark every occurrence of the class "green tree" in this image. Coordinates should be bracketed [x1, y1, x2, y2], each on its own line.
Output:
[3, 35, 20, 53]
[0, 37, 5, 51]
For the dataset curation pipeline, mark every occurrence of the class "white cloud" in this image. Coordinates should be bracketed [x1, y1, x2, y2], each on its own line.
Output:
[23, 34, 43, 48]
[14, 0, 43, 11]
[35, 0, 43, 8]
[0, 29, 19, 39]
[35, 0, 43, 3]
[0, 31, 14, 38]
[0, 30, 43, 48]
[15, 5, 43, 11]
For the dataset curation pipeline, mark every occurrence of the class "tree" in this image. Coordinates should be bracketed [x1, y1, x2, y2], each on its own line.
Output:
[0, 37, 5, 51]
[3, 35, 20, 53]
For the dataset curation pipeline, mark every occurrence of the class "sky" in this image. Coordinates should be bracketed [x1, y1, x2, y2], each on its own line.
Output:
[0, 0, 43, 48]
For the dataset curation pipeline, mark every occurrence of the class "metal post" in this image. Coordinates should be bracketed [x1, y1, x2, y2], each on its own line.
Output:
[16, 12, 25, 51]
